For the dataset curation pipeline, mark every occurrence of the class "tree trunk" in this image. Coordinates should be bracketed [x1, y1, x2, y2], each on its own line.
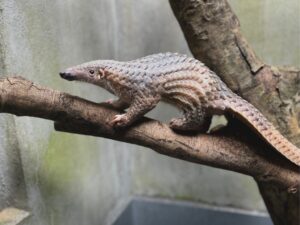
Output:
[169, 0, 300, 224]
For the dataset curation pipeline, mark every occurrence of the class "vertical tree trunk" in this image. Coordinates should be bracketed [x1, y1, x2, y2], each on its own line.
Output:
[169, 0, 300, 224]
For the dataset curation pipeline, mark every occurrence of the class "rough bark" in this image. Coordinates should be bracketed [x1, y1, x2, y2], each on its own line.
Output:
[0, 1, 298, 223]
[169, 0, 300, 224]
[0, 77, 299, 192]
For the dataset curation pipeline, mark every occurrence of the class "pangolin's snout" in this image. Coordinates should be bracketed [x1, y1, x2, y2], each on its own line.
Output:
[59, 72, 76, 81]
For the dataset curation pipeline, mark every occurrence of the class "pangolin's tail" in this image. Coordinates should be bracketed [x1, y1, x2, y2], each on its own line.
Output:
[226, 94, 300, 166]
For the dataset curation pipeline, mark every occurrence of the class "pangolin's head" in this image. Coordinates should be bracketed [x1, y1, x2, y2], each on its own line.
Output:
[59, 60, 112, 85]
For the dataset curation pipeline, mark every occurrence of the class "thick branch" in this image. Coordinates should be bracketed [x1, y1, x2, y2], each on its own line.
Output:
[169, 0, 300, 224]
[0, 77, 299, 192]
[169, 0, 262, 93]
[168, 0, 300, 140]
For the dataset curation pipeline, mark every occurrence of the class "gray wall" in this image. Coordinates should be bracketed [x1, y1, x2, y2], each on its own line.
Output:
[0, 0, 298, 225]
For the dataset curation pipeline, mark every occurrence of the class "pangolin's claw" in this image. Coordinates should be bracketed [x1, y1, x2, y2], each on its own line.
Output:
[105, 99, 128, 110]
[105, 99, 114, 104]
[111, 114, 129, 128]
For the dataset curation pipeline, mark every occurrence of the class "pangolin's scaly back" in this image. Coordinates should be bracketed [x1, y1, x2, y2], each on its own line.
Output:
[227, 95, 300, 166]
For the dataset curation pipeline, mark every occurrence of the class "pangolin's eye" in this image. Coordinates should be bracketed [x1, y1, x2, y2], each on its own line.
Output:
[89, 70, 95, 75]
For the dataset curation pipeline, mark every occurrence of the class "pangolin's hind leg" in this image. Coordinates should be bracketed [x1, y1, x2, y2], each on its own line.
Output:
[169, 107, 211, 132]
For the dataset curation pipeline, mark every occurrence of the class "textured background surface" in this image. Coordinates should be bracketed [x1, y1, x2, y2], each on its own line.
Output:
[0, 0, 299, 224]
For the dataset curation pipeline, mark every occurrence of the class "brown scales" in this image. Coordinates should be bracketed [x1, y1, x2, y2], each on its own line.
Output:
[228, 96, 300, 165]
[60, 52, 300, 166]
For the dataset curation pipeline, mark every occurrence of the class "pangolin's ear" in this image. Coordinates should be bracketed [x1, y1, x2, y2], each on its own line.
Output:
[99, 68, 106, 79]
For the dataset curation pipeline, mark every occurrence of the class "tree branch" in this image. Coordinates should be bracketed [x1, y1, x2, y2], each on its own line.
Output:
[0, 77, 299, 193]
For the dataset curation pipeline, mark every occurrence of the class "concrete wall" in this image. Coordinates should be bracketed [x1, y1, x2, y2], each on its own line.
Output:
[0, 0, 298, 224]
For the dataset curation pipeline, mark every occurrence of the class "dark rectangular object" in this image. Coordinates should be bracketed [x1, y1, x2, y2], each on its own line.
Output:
[113, 197, 273, 225]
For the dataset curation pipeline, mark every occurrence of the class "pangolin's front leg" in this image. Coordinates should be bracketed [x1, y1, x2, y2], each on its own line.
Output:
[111, 94, 160, 128]
[105, 98, 129, 110]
